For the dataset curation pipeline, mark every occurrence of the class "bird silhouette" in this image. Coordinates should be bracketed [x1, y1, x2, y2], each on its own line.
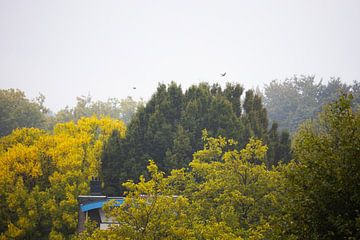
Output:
[220, 72, 226, 77]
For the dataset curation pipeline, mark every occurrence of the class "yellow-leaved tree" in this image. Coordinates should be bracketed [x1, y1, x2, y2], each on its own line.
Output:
[0, 117, 126, 239]
[77, 131, 282, 240]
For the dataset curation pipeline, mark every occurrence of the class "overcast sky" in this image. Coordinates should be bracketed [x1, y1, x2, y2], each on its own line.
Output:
[1, 0, 360, 111]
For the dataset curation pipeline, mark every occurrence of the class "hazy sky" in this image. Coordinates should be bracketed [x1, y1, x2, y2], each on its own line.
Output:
[1, 0, 360, 111]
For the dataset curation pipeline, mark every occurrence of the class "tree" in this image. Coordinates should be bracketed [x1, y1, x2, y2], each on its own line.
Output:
[223, 83, 244, 117]
[100, 130, 124, 196]
[242, 89, 268, 140]
[53, 95, 143, 126]
[281, 94, 360, 239]
[164, 125, 192, 170]
[266, 122, 291, 168]
[106, 82, 290, 187]
[318, 77, 350, 106]
[0, 117, 126, 239]
[242, 89, 291, 167]
[78, 134, 282, 239]
[0, 89, 46, 137]
[263, 76, 359, 133]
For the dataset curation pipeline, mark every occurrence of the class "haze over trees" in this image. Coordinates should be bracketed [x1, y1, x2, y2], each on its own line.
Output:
[0, 89, 48, 137]
[0, 89, 142, 137]
[264, 75, 360, 133]
[53, 95, 143, 126]
[0, 78, 359, 239]
[100, 82, 291, 195]
[281, 94, 360, 239]
[78, 94, 360, 240]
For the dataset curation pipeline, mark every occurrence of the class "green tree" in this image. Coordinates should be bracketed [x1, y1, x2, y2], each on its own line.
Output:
[100, 130, 124, 196]
[281, 94, 360, 239]
[242, 89, 291, 167]
[223, 83, 244, 117]
[164, 125, 192, 170]
[78, 134, 282, 240]
[350, 80, 360, 106]
[242, 89, 268, 140]
[266, 122, 291, 168]
[107, 82, 290, 186]
[0, 89, 46, 137]
[53, 95, 143, 126]
[264, 76, 359, 133]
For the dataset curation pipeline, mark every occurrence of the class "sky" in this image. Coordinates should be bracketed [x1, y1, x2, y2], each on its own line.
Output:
[1, 0, 360, 111]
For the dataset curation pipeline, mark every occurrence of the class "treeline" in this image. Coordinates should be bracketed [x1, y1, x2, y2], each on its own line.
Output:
[2, 76, 358, 137]
[101, 82, 291, 195]
[264, 76, 360, 133]
[0, 90, 48, 137]
[53, 95, 143, 126]
[0, 89, 142, 137]
[1, 78, 359, 239]
[78, 94, 360, 239]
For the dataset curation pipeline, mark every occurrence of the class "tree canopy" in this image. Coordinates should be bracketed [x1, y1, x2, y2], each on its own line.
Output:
[53, 95, 143, 126]
[0, 117, 126, 239]
[1, 80, 359, 239]
[264, 76, 360, 133]
[77, 94, 360, 240]
[100, 82, 291, 192]
[0, 89, 47, 137]
[279, 94, 360, 239]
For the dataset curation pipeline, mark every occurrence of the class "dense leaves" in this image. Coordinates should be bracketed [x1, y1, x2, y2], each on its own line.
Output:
[102, 82, 291, 189]
[0, 89, 47, 137]
[53, 95, 143, 126]
[280, 94, 360, 239]
[77, 94, 360, 240]
[1, 81, 359, 239]
[0, 117, 126, 239]
[264, 76, 360, 133]
[78, 135, 282, 239]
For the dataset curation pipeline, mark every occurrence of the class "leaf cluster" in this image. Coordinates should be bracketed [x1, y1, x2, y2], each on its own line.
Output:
[0, 117, 126, 239]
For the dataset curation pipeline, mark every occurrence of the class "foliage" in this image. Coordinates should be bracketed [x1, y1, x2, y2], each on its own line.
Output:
[76, 94, 360, 240]
[53, 95, 143, 126]
[0, 117, 126, 239]
[1, 88, 359, 239]
[80, 134, 283, 239]
[0, 89, 47, 137]
[264, 76, 360, 133]
[279, 94, 360, 239]
[103, 82, 291, 188]
[100, 129, 128, 196]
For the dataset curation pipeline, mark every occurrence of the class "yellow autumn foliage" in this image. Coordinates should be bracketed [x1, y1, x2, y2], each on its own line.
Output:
[80, 134, 280, 240]
[0, 116, 126, 239]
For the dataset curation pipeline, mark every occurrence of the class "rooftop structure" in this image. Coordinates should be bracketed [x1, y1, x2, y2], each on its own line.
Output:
[77, 178, 124, 232]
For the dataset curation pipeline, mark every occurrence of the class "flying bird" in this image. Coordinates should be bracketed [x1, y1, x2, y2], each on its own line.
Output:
[220, 72, 226, 77]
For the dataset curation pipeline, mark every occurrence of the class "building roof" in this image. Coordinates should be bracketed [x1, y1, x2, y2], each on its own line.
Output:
[79, 196, 124, 212]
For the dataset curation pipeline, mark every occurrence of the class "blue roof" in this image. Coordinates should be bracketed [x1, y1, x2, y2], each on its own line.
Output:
[80, 198, 124, 212]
